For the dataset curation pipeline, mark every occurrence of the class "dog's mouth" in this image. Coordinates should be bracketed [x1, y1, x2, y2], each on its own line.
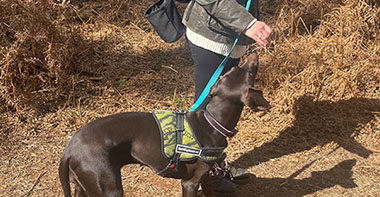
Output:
[252, 105, 272, 112]
[251, 106, 271, 118]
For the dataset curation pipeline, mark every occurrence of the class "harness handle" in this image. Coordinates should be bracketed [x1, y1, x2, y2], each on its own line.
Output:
[169, 110, 187, 166]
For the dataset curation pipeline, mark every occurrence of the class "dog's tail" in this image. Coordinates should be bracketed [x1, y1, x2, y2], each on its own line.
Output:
[58, 155, 71, 197]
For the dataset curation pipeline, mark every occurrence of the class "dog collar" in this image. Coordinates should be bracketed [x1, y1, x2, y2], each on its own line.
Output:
[203, 110, 238, 138]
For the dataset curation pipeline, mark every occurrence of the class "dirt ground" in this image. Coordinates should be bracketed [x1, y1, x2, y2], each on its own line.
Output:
[1, 0, 379, 196]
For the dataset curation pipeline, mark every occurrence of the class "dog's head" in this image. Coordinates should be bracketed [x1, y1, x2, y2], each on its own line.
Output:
[210, 53, 271, 112]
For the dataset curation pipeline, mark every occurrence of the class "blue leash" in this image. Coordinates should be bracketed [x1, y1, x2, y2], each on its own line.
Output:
[190, 0, 252, 111]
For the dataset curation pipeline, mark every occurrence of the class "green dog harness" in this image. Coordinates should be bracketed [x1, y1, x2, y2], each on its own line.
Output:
[152, 110, 226, 175]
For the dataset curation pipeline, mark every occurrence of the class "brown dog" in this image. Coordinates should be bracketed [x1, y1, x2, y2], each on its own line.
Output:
[58, 54, 271, 197]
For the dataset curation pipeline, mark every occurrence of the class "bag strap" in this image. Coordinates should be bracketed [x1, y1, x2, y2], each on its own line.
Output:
[184, 0, 196, 21]
[190, 0, 252, 111]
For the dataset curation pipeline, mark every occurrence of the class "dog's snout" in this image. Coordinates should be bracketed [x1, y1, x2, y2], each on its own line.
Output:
[254, 104, 272, 112]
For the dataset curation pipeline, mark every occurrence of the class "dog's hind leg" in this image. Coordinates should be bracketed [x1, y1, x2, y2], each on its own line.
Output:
[101, 168, 124, 197]
[70, 155, 124, 197]
[79, 167, 124, 197]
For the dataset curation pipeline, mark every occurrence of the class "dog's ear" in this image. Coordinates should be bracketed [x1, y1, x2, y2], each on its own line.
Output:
[244, 88, 271, 111]
[241, 53, 258, 76]
[209, 77, 222, 96]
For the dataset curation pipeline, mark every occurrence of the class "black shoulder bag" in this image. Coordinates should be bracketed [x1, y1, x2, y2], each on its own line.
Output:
[145, 0, 195, 43]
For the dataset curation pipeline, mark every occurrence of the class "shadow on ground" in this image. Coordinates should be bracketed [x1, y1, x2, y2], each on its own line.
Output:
[234, 96, 379, 171]
[236, 159, 357, 196]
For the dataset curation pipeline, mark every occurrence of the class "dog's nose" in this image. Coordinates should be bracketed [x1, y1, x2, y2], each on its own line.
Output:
[248, 53, 257, 60]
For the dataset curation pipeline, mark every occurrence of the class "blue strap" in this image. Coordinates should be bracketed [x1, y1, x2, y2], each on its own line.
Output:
[190, 0, 252, 111]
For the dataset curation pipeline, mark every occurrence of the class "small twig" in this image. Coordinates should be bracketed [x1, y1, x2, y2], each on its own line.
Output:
[69, 4, 85, 24]
[24, 170, 47, 197]
[280, 180, 288, 186]
[88, 76, 104, 81]
[161, 65, 178, 73]
[298, 17, 311, 35]
[130, 22, 146, 34]
[91, 7, 110, 24]
[367, 148, 380, 153]
[31, 88, 57, 93]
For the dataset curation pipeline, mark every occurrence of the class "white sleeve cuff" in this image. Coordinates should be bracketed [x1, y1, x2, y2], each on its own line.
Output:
[246, 18, 258, 30]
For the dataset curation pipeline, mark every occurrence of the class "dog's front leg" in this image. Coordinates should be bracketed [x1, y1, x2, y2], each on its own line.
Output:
[181, 178, 200, 197]
[181, 162, 211, 197]
[200, 173, 213, 197]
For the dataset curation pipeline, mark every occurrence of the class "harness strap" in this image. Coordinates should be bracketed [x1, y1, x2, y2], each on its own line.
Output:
[170, 110, 187, 165]
[174, 143, 226, 157]
[200, 146, 226, 158]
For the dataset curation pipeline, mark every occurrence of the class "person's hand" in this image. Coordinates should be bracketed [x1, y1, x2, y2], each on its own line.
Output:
[245, 21, 272, 47]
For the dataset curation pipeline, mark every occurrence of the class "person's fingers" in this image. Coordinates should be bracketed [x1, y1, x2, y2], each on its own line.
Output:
[256, 31, 270, 46]
[264, 24, 273, 35]
[264, 36, 271, 46]
[245, 21, 272, 47]
[254, 34, 266, 46]
[260, 31, 270, 41]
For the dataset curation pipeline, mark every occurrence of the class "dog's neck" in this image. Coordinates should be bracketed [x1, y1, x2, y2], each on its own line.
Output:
[205, 98, 244, 132]
[185, 99, 244, 149]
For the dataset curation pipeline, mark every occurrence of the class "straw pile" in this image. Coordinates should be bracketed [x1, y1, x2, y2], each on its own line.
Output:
[0, 0, 379, 196]
[0, 0, 94, 112]
[257, 0, 380, 100]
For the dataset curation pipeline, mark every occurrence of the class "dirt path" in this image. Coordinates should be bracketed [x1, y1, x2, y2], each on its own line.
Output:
[1, 0, 379, 196]
[1, 99, 379, 196]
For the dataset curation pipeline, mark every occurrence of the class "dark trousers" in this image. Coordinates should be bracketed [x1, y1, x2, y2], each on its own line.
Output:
[187, 39, 241, 110]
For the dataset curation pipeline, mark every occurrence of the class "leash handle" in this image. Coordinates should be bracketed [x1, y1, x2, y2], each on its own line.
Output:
[190, 0, 252, 111]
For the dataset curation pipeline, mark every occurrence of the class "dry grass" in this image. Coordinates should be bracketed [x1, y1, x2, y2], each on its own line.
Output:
[0, 0, 379, 196]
